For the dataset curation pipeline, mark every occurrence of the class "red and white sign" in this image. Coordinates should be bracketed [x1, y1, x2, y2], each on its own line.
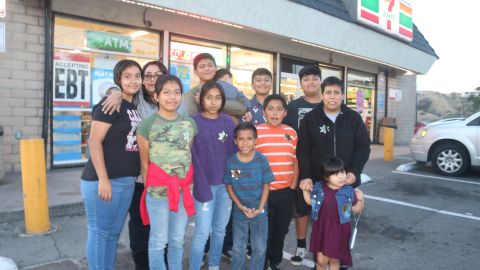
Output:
[0, 0, 5, 18]
[53, 51, 91, 107]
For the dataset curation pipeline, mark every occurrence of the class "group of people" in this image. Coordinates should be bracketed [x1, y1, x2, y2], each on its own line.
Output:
[80, 52, 370, 270]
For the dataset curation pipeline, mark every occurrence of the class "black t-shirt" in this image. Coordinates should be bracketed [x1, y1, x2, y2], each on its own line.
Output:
[81, 98, 141, 181]
[283, 97, 321, 131]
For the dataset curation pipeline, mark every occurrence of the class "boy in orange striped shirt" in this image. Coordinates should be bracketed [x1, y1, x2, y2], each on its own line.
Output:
[255, 94, 299, 270]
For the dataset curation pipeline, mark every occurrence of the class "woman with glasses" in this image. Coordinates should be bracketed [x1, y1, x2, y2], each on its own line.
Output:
[98, 60, 168, 270]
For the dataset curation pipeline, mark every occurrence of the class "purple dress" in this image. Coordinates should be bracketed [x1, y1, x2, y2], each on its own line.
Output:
[309, 185, 357, 266]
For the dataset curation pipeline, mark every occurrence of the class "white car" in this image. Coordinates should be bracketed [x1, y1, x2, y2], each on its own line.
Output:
[410, 111, 480, 176]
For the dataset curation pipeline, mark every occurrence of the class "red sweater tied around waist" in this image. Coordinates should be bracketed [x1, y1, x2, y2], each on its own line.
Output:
[140, 162, 195, 225]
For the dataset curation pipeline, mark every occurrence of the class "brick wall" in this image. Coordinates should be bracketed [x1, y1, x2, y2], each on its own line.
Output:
[386, 74, 417, 145]
[0, 0, 45, 172]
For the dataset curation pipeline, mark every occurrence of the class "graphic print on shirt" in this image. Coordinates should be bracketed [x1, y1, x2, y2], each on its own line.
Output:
[297, 107, 314, 128]
[218, 131, 228, 142]
[149, 119, 196, 178]
[319, 124, 330, 134]
[125, 109, 141, 152]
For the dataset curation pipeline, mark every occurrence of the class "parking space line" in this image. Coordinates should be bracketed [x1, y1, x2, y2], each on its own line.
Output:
[365, 194, 480, 221]
[392, 170, 480, 185]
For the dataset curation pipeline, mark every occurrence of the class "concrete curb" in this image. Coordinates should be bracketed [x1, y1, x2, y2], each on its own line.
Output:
[395, 162, 421, 172]
[0, 202, 85, 224]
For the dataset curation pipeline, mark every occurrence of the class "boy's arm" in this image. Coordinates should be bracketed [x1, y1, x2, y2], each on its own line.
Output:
[251, 183, 270, 218]
[226, 184, 251, 217]
[223, 100, 247, 117]
[352, 189, 365, 214]
[183, 90, 199, 117]
[235, 91, 252, 109]
[290, 159, 299, 190]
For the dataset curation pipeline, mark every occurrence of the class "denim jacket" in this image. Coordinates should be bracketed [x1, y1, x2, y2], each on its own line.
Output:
[310, 181, 354, 224]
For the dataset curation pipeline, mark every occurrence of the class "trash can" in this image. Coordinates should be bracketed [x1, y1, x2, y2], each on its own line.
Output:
[0, 126, 4, 182]
[377, 117, 397, 144]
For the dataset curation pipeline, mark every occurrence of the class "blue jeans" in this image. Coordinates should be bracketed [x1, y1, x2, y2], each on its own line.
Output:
[80, 176, 135, 270]
[232, 216, 268, 270]
[189, 185, 232, 270]
[146, 193, 189, 270]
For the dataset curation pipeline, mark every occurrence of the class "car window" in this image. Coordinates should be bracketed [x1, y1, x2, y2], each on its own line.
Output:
[466, 116, 480, 126]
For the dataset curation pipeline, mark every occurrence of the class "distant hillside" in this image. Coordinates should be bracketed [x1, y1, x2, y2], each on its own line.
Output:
[417, 91, 475, 122]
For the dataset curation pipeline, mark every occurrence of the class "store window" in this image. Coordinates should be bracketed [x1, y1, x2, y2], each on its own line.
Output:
[230, 47, 274, 98]
[279, 57, 343, 103]
[347, 70, 376, 140]
[170, 36, 227, 92]
[52, 16, 160, 166]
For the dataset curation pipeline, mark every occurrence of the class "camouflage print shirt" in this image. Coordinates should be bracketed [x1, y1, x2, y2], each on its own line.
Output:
[137, 113, 197, 198]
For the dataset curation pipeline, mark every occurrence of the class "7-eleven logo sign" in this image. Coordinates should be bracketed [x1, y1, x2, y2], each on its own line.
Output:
[358, 0, 413, 42]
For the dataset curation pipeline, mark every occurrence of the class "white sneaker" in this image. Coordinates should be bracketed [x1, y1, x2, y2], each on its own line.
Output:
[290, 247, 306, 265]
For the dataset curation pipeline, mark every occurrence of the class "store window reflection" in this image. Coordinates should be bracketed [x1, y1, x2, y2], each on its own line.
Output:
[170, 36, 227, 92]
[347, 70, 376, 140]
[52, 16, 160, 166]
[230, 47, 274, 98]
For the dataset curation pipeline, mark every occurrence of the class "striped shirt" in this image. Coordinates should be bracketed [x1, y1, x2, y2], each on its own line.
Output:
[255, 123, 298, 190]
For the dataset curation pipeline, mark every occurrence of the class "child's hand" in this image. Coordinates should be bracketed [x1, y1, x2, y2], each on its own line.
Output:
[249, 208, 263, 218]
[299, 178, 313, 192]
[355, 189, 364, 201]
[244, 111, 252, 122]
[240, 205, 253, 218]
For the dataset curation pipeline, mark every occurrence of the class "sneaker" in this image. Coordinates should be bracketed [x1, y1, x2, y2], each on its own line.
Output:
[246, 244, 252, 260]
[222, 249, 232, 261]
[290, 247, 306, 265]
[267, 264, 280, 270]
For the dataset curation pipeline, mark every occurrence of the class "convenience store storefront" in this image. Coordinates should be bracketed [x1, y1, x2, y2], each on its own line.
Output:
[48, 0, 437, 167]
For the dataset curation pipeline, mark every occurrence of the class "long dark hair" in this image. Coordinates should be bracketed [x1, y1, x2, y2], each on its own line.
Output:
[322, 157, 346, 182]
[142, 60, 168, 105]
[155, 75, 183, 95]
[199, 81, 226, 112]
[113, 59, 142, 90]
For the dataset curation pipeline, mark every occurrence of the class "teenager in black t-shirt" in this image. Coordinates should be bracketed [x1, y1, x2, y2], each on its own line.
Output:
[80, 59, 142, 270]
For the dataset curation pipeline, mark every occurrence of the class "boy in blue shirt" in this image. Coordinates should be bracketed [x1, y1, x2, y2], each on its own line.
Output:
[224, 122, 274, 270]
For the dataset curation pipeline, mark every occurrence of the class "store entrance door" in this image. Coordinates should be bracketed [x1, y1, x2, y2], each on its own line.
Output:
[280, 72, 301, 103]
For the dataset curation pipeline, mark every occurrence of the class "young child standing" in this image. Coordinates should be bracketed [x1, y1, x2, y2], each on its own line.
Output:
[224, 123, 275, 270]
[302, 157, 365, 270]
[256, 94, 298, 270]
[137, 75, 197, 270]
[188, 81, 236, 270]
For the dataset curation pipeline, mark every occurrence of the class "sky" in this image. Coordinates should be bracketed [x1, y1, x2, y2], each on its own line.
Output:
[410, 0, 480, 93]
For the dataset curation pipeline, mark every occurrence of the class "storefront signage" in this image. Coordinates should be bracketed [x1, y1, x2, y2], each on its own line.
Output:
[53, 51, 91, 107]
[92, 68, 114, 106]
[389, 88, 402, 101]
[0, 0, 5, 18]
[357, 0, 413, 42]
[0, 22, 5, 52]
[87, 31, 132, 53]
[377, 93, 385, 109]
[170, 63, 191, 91]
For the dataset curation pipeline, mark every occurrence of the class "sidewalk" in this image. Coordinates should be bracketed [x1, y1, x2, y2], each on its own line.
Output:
[0, 144, 411, 223]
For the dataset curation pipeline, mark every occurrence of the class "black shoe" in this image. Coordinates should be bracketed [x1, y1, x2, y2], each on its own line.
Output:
[267, 264, 280, 270]
[201, 252, 207, 267]
[246, 244, 252, 259]
[222, 249, 232, 261]
[290, 247, 306, 265]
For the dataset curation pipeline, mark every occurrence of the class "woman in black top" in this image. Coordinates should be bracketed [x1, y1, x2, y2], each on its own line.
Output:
[80, 59, 142, 270]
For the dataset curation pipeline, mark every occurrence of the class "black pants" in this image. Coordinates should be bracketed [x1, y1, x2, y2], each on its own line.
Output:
[266, 188, 294, 266]
[128, 182, 150, 270]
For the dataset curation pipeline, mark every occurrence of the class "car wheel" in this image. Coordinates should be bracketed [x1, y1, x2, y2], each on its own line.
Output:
[431, 143, 470, 176]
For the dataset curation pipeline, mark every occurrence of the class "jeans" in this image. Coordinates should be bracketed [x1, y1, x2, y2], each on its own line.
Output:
[146, 193, 189, 270]
[232, 217, 268, 270]
[128, 182, 150, 270]
[266, 188, 294, 266]
[81, 176, 135, 270]
[189, 185, 232, 270]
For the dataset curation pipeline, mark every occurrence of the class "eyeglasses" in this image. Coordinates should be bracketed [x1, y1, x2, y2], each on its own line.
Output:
[144, 73, 163, 81]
